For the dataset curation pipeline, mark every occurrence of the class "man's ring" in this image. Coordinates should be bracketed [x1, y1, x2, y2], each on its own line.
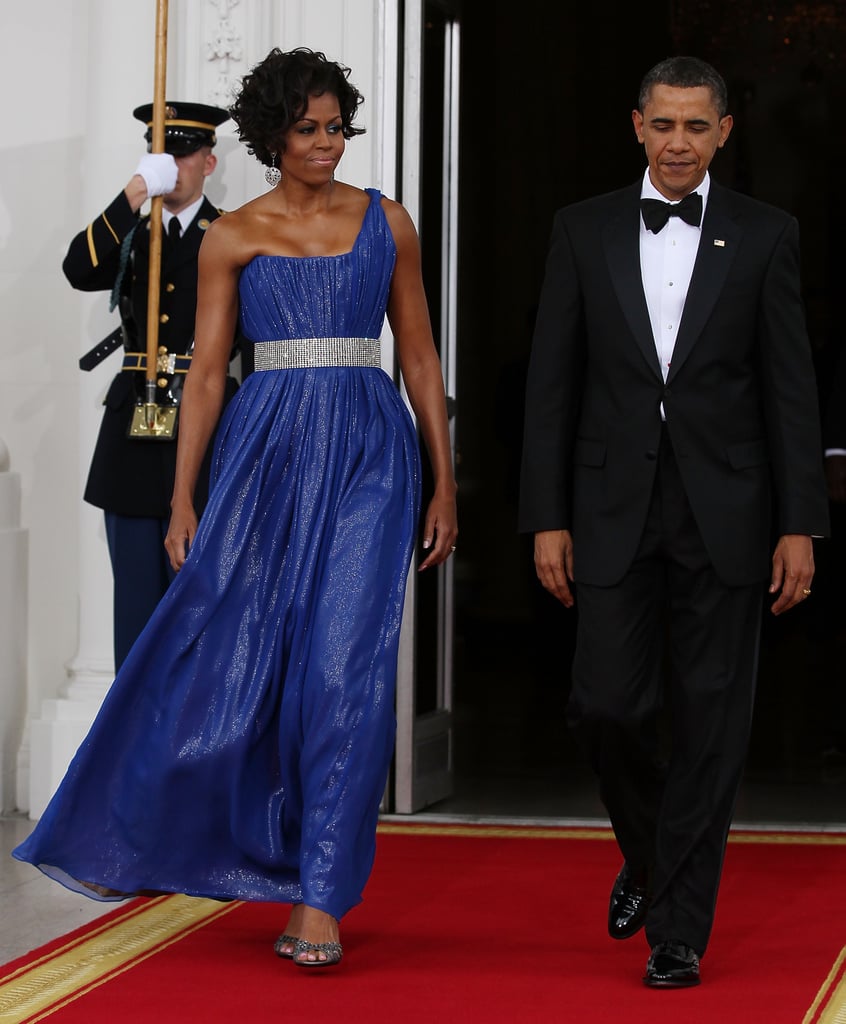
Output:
[450, 546, 456, 553]
[802, 588, 811, 596]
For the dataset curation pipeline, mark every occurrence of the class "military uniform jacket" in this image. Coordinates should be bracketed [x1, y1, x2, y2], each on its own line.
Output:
[64, 191, 240, 518]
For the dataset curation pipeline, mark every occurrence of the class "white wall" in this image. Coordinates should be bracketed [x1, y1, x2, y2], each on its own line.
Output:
[0, 2, 94, 811]
[0, 0, 392, 814]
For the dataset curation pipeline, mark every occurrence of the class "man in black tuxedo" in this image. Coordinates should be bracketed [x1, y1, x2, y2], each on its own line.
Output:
[519, 57, 829, 988]
[65, 102, 245, 669]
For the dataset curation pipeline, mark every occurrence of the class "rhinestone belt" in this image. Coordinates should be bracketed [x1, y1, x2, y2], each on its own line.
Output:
[253, 337, 382, 371]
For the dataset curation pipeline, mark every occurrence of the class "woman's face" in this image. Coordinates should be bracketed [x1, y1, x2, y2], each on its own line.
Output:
[280, 92, 345, 184]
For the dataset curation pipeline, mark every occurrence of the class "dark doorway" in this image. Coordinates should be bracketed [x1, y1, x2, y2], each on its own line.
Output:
[433, 1, 846, 820]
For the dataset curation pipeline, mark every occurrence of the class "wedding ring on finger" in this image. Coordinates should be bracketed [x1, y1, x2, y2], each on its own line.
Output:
[802, 588, 812, 596]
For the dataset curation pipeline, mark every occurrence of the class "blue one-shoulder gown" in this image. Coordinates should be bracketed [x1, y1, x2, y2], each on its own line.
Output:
[14, 190, 421, 921]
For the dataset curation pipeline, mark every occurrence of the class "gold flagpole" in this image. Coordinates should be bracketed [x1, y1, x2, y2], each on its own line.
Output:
[142, 0, 168, 432]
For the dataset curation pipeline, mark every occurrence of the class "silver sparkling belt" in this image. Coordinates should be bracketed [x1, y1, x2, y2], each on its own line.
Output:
[253, 337, 382, 370]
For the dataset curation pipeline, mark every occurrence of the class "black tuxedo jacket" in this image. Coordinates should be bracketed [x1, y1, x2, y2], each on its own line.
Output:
[519, 180, 830, 587]
[64, 193, 241, 518]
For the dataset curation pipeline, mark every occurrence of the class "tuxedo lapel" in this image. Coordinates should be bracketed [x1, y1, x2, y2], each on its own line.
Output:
[602, 185, 662, 380]
[667, 184, 740, 383]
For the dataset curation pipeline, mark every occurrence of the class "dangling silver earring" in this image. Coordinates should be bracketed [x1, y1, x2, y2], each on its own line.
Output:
[265, 153, 281, 187]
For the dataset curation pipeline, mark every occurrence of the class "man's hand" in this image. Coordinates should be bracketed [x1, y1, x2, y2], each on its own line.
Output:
[825, 454, 846, 504]
[534, 529, 575, 607]
[132, 153, 178, 198]
[769, 533, 814, 615]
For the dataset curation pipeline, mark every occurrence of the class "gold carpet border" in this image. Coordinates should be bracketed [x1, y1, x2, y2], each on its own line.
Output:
[0, 895, 239, 1023]
[377, 822, 846, 846]
[803, 947, 846, 1024]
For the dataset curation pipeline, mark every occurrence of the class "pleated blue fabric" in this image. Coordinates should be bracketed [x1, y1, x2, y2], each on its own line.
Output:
[14, 190, 421, 921]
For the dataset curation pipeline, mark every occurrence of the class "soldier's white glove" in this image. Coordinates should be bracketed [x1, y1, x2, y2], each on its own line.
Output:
[133, 153, 178, 196]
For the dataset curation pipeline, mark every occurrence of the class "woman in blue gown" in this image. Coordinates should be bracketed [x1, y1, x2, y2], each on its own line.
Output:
[13, 47, 458, 969]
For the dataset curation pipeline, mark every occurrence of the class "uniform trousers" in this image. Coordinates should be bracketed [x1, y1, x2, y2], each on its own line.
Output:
[104, 512, 175, 670]
[567, 424, 764, 955]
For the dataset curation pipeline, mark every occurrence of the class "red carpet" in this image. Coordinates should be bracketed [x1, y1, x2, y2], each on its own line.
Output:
[3, 823, 845, 1023]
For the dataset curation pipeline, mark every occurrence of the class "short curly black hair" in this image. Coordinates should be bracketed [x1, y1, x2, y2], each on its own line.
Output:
[229, 47, 365, 167]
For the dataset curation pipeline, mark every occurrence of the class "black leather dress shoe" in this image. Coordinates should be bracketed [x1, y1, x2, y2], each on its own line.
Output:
[608, 863, 651, 939]
[643, 941, 701, 988]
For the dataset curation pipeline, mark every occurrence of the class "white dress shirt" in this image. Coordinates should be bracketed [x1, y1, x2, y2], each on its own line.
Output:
[640, 170, 710, 391]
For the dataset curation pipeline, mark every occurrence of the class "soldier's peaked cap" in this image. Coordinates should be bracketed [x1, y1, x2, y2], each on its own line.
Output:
[133, 101, 230, 155]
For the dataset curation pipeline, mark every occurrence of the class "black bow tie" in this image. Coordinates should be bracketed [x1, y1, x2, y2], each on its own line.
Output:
[640, 192, 703, 233]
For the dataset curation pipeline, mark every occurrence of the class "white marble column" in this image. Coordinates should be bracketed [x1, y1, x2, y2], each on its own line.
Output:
[27, 1, 155, 818]
[0, 440, 27, 813]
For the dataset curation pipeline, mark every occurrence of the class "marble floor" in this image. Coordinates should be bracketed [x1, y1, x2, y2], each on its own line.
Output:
[1, 814, 109, 966]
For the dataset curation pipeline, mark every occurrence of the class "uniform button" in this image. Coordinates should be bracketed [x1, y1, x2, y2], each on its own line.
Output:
[645, 450, 657, 461]
[160, 314, 169, 324]
[157, 377, 168, 388]
[158, 345, 168, 355]
[166, 282, 176, 292]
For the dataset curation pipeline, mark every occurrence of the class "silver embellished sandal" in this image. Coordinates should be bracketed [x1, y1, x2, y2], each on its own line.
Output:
[293, 938, 343, 968]
[273, 934, 299, 959]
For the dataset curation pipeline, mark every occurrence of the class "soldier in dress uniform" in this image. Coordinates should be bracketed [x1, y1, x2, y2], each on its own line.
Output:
[64, 101, 247, 669]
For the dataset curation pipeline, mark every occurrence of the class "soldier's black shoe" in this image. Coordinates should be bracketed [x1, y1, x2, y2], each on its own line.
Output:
[643, 941, 701, 988]
[608, 863, 651, 939]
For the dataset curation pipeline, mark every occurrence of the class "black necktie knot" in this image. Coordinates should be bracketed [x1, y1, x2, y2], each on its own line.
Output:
[640, 192, 702, 233]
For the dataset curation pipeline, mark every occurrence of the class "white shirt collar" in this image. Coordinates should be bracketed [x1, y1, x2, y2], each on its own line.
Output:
[162, 195, 205, 235]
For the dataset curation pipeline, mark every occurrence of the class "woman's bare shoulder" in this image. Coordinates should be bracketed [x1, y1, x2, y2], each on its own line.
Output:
[201, 194, 275, 264]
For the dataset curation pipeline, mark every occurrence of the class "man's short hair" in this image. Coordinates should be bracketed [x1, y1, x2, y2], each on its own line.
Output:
[638, 57, 729, 119]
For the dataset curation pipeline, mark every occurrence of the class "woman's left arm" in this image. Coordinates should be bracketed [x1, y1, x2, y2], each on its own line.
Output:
[384, 199, 458, 570]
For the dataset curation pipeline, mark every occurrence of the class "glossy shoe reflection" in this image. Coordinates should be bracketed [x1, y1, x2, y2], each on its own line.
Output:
[643, 941, 701, 988]
[608, 863, 651, 939]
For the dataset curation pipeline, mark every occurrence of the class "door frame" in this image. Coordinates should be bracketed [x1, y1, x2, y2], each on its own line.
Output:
[389, 0, 461, 813]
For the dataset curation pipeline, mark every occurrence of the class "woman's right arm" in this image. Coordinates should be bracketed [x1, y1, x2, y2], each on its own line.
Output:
[165, 218, 242, 570]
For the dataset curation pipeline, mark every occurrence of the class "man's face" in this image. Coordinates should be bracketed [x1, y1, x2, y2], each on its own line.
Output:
[163, 147, 217, 212]
[632, 84, 732, 200]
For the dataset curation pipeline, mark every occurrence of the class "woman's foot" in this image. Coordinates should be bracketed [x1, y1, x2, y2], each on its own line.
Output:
[292, 906, 342, 967]
[274, 903, 304, 958]
[292, 937, 343, 968]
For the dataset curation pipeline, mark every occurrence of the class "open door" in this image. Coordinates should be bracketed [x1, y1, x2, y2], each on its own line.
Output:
[392, 0, 460, 813]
